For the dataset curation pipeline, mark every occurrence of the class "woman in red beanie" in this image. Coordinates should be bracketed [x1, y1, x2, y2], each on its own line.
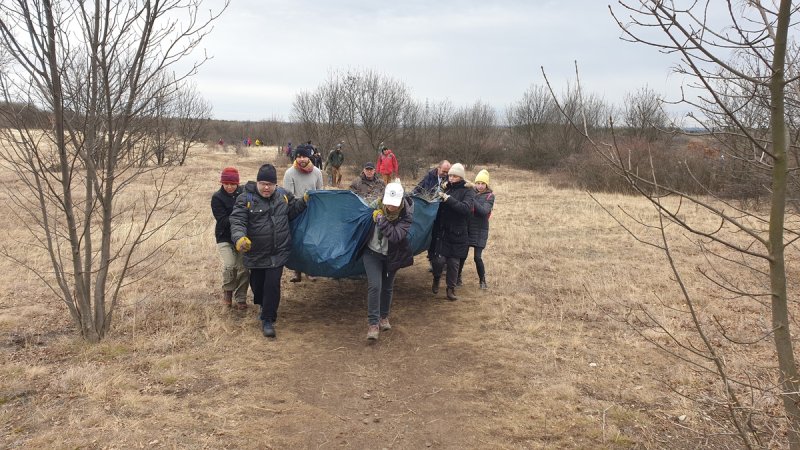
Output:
[211, 167, 250, 310]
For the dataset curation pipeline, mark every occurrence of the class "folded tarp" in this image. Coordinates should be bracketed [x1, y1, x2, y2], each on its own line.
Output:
[286, 190, 439, 278]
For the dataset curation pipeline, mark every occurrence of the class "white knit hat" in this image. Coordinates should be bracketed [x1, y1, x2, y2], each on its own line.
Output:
[449, 163, 466, 179]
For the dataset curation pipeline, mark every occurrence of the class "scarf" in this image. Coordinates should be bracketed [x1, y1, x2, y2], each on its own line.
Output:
[293, 160, 315, 174]
[378, 198, 404, 222]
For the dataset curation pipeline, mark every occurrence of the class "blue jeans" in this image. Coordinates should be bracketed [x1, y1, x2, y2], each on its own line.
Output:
[363, 249, 397, 325]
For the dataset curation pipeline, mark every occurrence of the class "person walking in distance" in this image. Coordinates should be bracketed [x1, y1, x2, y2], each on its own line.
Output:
[430, 163, 475, 301]
[458, 169, 495, 290]
[283, 143, 323, 282]
[211, 167, 249, 310]
[376, 145, 399, 185]
[360, 182, 414, 341]
[326, 142, 345, 188]
[229, 164, 308, 338]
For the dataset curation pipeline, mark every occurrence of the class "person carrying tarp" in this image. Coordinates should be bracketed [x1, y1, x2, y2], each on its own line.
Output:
[349, 161, 386, 204]
[359, 182, 414, 341]
[283, 143, 324, 283]
[230, 164, 308, 338]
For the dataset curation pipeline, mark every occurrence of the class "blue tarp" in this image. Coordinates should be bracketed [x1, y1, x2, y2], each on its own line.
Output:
[286, 190, 439, 278]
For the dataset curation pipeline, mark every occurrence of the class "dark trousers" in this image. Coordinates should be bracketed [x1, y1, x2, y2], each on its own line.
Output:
[249, 267, 284, 323]
[458, 246, 485, 280]
[432, 254, 460, 289]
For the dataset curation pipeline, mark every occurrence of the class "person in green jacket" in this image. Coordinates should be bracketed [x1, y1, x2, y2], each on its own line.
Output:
[326, 143, 345, 188]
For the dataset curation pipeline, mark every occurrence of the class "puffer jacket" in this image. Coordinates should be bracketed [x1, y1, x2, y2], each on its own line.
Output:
[432, 179, 476, 259]
[361, 196, 415, 272]
[468, 189, 495, 248]
[229, 181, 307, 269]
[376, 150, 398, 176]
[211, 185, 242, 244]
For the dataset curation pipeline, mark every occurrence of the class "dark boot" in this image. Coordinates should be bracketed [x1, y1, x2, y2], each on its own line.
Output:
[446, 287, 458, 301]
[222, 290, 233, 307]
[432, 277, 440, 294]
[479, 279, 488, 290]
[262, 320, 276, 338]
[456, 277, 463, 287]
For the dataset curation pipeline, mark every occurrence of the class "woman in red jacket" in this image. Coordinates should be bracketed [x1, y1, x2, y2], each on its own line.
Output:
[376, 146, 399, 184]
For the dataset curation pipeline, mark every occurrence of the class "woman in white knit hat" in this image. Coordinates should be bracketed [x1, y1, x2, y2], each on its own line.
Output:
[431, 162, 475, 301]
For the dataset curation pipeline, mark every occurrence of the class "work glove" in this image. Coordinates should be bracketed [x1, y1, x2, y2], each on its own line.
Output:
[372, 209, 383, 223]
[304, 192, 309, 203]
[437, 191, 450, 202]
[235, 236, 252, 253]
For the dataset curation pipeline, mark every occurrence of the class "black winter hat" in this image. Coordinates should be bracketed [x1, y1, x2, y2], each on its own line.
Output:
[295, 144, 313, 158]
[257, 164, 277, 183]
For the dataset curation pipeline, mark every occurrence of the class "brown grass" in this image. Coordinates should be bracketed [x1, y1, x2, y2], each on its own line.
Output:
[0, 144, 793, 448]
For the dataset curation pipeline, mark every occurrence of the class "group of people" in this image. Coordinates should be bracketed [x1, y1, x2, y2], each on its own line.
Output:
[211, 144, 495, 341]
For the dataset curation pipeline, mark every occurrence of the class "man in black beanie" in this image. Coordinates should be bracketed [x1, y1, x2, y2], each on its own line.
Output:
[229, 163, 308, 338]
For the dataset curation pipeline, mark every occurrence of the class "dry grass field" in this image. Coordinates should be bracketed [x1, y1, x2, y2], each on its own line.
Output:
[0, 144, 795, 448]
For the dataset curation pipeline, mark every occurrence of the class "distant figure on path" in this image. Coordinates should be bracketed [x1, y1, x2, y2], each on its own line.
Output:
[376, 146, 399, 185]
[326, 143, 345, 188]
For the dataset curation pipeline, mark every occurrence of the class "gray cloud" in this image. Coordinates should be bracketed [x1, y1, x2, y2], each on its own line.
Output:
[191, 0, 690, 120]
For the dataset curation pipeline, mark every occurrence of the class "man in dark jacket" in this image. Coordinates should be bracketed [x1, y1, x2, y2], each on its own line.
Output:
[211, 167, 249, 309]
[413, 160, 451, 197]
[349, 161, 386, 203]
[430, 163, 476, 301]
[230, 164, 307, 338]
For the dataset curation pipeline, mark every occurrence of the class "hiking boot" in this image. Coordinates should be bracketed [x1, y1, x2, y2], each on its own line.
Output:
[235, 302, 248, 311]
[432, 277, 440, 294]
[379, 317, 391, 331]
[479, 279, 488, 290]
[222, 290, 233, 307]
[262, 320, 276, 338]
[367, 324, 379, 340]
[456, 277, 463, 287]
[446, 287, 458, 301]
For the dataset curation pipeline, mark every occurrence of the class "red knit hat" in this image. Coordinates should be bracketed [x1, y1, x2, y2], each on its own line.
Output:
[220, 167, 239, 184]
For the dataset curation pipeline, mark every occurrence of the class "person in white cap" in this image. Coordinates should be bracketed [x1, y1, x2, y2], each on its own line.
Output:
[359, 182, 414, 341]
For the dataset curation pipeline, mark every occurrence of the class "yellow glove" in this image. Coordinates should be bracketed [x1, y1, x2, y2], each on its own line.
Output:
[372, 209, 383, 223]
[304, 192, 309, 203]
[235, 236, 251, 253]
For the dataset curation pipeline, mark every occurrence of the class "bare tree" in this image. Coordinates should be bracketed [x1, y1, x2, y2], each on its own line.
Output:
[291, 72, 347, 155]
[0, 0, 227, 342]
[506, 84, 560, 168]
[543, 1, 800, 446]
[341, 68, 410, 159]
[448, 100, 498, 165]
[623, 86, 671, 142]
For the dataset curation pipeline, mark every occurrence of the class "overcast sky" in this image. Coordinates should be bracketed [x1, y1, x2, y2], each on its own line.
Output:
[192, 0, 690, 121]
